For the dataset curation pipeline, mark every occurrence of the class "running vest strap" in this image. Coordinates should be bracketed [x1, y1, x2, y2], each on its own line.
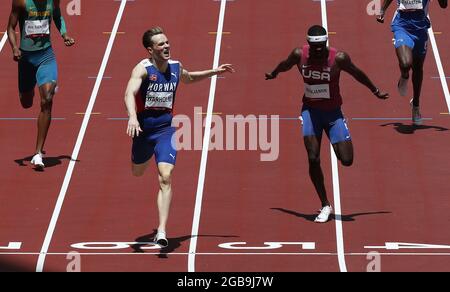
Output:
[20, 0, 54, 52]
[299, 45, 342, 111]
[136, 59, 181, 114]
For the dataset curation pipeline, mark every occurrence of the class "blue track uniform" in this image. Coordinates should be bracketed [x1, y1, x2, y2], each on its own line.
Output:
[132, 59, 180, 165]
[391, 0, 430, 56]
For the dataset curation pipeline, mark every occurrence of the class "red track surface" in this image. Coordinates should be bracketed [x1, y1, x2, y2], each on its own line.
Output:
[0, 0, 448, 272]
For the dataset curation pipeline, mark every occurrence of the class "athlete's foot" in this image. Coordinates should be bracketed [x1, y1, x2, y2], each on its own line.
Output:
[410, 99, 423, 126]
[398, 77, 409, 97]
[154, 230, 168, 248]
[314, 205, 333, 223]
[31, 153, 45, 170]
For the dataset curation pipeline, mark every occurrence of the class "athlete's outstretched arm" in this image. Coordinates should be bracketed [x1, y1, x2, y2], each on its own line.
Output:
[53, 0, 75, 46]
[7, 0, 22, 61]
[124, 64, 146, 138]
[180, 64, 234, 84]
[438, 0, 448, 8]
[336, 52, 389, 99]
[265, 48, 301, 80]
[377, 0, 394, 23]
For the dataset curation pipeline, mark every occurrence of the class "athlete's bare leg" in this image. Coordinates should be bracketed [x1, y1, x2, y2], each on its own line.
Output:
[304, 135, 330, 207]
[35, 82, 57, 154]
[412, 55, 426, 107]
[19, 90, 34, 109]
[332, 140, 354, 167]
[396, 45, 413, 79]
[131, 161, 150, 177]
[156, 162, 174, 233]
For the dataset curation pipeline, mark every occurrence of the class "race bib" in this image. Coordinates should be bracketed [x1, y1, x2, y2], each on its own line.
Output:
[399, 0, 423, 10]
[305, 84, 331, 99]
[145, 92, 174, 109]
[24, 19, 50, 37]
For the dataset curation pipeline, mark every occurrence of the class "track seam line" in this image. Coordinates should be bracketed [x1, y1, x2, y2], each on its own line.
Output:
[428, 17, 450, 112]
[35, 0, 128, 272]
[188, 0, 227, 273]
[0, 32, 8, 53]
[320, 0, 348, 273]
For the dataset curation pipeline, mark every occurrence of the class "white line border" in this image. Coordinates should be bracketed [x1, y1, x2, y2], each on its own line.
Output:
[0, 33, 8, 53]
[320, 0, 348, 273]
[428, 19, 450, 112]
[188, 0, 227, 273]
[35, 0, 128, 272]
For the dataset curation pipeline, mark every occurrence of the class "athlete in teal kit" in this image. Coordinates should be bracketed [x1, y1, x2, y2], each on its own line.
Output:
[124, 27, 234, 247]
[7, 0, 75, 170]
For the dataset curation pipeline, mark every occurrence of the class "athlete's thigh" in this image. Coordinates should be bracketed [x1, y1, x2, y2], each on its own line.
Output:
[154, 127, 177, 166]
[131, 134, 155, 166]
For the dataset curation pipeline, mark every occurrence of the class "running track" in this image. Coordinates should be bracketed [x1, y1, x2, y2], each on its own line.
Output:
[0, 0, 448, 272]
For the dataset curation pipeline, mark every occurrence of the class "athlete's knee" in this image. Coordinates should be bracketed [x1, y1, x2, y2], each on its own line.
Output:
[340, 157, 353, 167]
[132, 164, 146, 177]
[159, 172, 172, 187]
[40, 94, 54, 111]
[20, 92, 34, 109]
[399, 58, 413, 72]
[308, 155, 321, 167]
[132, 168, 145, 177]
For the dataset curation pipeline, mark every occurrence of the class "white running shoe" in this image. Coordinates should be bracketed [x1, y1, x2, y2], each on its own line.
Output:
[154, 231, 168, 247]
[410, 99, 423, 126]
[315, 206, 333, 223]
[398, 77, 408, 97]
[31, 153, 45, 169]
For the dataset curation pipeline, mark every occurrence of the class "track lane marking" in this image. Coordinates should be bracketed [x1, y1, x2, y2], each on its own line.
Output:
[428, 18, 450, 112]
[188, 0, 228, 273]
[35, 0, 128, 272]
[321, 0, 348, 273]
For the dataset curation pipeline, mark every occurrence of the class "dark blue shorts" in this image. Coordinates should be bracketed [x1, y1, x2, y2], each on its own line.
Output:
[18, 46, 58, 93]
[392, 26, 428, 56]
[132, 126, 177, 165]
[301, 106, 351, 144]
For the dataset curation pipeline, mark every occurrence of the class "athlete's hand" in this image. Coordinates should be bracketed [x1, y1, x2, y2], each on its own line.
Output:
[376, 12, 385, 23]
[216, 64, 235, 75]
[265, 72, 277, 80]
[63, 34, 75, 47]
[127, 117, 143, 138]
[13, 47, 22, 62]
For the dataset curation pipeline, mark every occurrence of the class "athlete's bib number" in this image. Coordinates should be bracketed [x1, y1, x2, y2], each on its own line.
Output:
[145, 92, 174, 109]
[399, 0, 423, 10]
[24, 19, 50, 37]
[305, 84, 331, 99]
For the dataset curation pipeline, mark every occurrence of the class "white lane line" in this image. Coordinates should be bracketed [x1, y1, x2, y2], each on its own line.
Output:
[428, 20, 450, 112]
[320, 0, 348, 273]
[0, 33, 8, 53]
[188, 0, 227, 273]
[35, 0, 128, 272]
[3, 252, 450, 256]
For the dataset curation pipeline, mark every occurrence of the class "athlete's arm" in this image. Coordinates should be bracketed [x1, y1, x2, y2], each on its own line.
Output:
[7, 0, 23, 61]
[180, 63, 234, 84]
[377, 0, 394, 23]
[124, 64, 146, 138]
[265, 48, 301, 80]
[336, 52, 389, 100]
[53, 0, 75, 46]
[438, 0, 448, 8]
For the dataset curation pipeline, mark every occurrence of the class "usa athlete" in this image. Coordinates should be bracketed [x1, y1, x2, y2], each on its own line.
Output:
[7, 0, 75, 170]
[377, 0, 447, 125]
[124, 27, 234, 246]
[266, 25, 389, 223]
